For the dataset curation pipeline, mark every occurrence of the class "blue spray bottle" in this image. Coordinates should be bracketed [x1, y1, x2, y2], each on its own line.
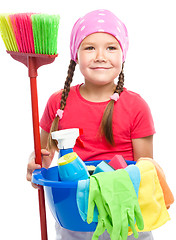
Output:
[51, 128, 90, 181]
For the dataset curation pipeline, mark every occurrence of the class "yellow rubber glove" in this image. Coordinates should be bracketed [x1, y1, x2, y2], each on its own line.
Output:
[128, 160, 170, 235]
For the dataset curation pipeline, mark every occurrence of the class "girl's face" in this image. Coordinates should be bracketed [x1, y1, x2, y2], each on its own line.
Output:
[77, 32, 123, 86]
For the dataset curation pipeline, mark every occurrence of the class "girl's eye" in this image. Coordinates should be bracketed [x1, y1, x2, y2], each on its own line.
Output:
[107, 46, 117, 50]
[85, 46, 94, 50]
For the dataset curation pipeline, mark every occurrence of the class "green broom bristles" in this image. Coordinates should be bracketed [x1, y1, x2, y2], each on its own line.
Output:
[32, 14, 60, 55]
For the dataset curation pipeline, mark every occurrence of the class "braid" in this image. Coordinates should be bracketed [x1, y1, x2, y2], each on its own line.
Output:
[100, 63, 125, 146]
[47, 60, 76, 151]
[60, 60, 77, 110]
[114, 62, 124, 95]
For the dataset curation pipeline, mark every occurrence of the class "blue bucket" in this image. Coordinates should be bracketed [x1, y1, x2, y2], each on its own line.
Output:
[32, 160, 134, 232]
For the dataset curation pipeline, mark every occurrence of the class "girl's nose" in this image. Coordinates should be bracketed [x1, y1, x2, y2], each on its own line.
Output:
[95, 49, 106, 62]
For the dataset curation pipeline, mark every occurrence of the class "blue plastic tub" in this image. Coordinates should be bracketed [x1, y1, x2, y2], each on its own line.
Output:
[32, 160, 134, 232]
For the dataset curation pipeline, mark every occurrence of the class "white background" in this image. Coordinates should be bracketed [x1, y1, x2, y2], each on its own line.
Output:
[0, 0, 175, 239]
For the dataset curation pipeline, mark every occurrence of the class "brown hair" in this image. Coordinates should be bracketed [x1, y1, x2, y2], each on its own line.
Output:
[48, 59, 76, 151]
[99, 62, 125, 146]
[47, 61, 124, 150]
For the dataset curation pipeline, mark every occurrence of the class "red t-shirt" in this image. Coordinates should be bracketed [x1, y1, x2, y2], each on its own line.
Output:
[40, 84, 155, 161]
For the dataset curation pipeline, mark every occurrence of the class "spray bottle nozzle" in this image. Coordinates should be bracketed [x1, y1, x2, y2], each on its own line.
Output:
[51, 128, 84, 149]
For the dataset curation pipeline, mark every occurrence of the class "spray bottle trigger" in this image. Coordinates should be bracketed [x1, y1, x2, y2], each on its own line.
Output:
[76, 136, 84, 148]
[79, 128, 83, 135]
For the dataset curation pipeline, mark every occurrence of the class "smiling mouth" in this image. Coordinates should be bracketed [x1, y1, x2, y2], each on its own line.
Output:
[90, 67, 111, 70]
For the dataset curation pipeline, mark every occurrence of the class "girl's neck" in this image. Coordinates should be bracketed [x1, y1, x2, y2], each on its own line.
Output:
[79, 81, 116, 102]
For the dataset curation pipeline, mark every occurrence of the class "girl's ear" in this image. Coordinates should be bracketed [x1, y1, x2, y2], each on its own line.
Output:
[76, 51, 79, 64]
[76, 57, 79, 64]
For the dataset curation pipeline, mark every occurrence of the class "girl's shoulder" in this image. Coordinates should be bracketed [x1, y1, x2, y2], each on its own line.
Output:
[122, 88, 147, 105]
[122, 88, 142, 98]
[121, 88, 151, 115]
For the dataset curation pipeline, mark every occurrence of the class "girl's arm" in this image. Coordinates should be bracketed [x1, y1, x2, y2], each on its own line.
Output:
[132, 135, 153, 162]
[26, 129, 55, 188]
[40, 129, 55, 168]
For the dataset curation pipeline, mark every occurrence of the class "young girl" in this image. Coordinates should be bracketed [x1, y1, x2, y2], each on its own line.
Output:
[27, 9, 155, 240]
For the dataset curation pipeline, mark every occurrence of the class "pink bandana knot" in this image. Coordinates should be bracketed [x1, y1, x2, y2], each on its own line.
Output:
[110, 93, 119, 102]
[56, 109, 64, 119]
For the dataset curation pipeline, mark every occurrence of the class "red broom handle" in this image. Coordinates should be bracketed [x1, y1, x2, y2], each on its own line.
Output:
[30, 77, 42, 166]
[30, 76, 48, 240]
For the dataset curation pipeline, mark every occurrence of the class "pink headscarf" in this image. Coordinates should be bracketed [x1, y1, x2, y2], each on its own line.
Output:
[70, 9, 129, 63]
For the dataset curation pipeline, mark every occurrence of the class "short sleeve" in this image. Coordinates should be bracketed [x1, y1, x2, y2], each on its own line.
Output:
[40, 91, 61, 132]
[130, 95, 155, 139]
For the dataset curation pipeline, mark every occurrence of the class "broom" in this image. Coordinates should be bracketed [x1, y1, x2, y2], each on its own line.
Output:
[0, 13, 60, 240]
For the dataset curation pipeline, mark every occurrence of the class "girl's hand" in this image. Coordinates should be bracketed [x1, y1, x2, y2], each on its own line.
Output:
[26, 149, 52, 189]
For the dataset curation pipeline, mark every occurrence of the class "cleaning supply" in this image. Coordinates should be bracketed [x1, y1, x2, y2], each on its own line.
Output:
[128, 160, 170, 235]
[125, 165, 141, 197]
[51, 128, 83, 157]
[108, 154, 128, 169]
[138, 157, 174, 209]
[57, 152, 90, 181]
[0, 13, 60, 240]
[87, 170, 144, 240]
[52, 128, 89, 181]
[32, 159, 171, 233]
[76, 164, 141, 224]
[87, 177, 111, 240]
[93, 154, 128, 174]
[77, 179, 99, 223]
[93, 161, 114, 174]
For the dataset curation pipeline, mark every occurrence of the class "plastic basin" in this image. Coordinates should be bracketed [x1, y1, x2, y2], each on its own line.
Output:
[32, 160, 134, 232]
